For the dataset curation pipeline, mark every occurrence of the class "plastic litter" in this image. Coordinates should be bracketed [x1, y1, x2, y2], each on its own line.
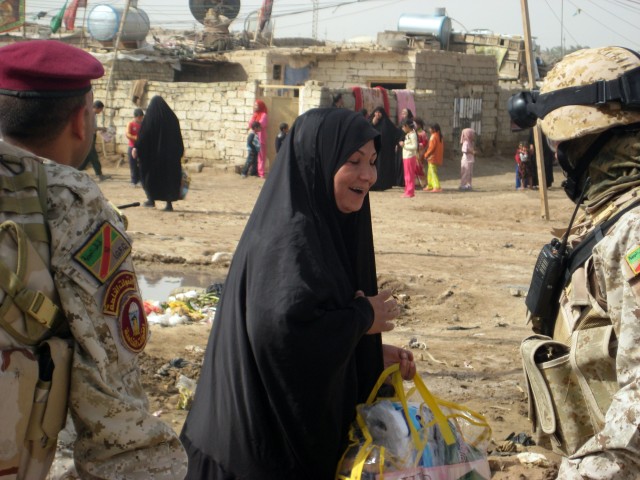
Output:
[176, 374, 197, 410]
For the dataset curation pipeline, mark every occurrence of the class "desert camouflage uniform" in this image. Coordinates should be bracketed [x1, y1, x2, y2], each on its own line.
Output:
[0, 141, 187, 479]
[556, 205, 640, 479]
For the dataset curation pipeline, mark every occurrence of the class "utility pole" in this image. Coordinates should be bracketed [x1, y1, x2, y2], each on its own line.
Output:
[311, 0, 318, 40]
[521, 0, 550, 220]
[103, 0, 132, 122]
[81, 0, 89, 48]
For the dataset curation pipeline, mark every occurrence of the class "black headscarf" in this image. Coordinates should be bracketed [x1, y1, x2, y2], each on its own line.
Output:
[369, 106, 403, 191]
[181, 108, 383, 480]
[135, 95, 184, 201]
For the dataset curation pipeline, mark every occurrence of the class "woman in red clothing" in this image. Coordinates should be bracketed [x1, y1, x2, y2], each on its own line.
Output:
[423, 123, 444, 192]
[248, 100, 268, 177]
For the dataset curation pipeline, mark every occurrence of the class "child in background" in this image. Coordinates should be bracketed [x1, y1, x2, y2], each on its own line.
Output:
[514, 141, 532, 189]
[398, 118, 418, 198]
[241, 121, 261, 178]
[459, 128, 476, 191]
[414, 117, 428, 188]
[423, 123, 444, 193]
[249, 100, 268, 177]
[275, 122, 289, 154]
[126, 108, 144, 186]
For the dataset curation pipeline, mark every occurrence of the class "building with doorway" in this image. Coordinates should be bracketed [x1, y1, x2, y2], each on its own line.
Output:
[91, 42, 523, 171]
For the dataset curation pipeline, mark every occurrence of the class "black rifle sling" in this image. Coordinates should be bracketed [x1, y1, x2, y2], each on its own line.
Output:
[564, 200, 640, 282]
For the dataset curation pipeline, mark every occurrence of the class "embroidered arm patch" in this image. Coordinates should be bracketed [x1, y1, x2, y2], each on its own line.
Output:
[625, 245, 640, 276]
[74, 221, 131, 284]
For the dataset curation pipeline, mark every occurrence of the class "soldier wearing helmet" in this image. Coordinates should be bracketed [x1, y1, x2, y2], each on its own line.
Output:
[511, 47, 640, 479]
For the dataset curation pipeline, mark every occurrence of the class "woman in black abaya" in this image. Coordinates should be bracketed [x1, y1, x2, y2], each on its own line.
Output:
[135, 95, 184, 211]
[180, 108, 415, 480]
[369, 106, 403, 191]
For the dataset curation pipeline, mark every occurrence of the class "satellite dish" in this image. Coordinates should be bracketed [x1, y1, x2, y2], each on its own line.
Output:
[189, 0, 240, 24]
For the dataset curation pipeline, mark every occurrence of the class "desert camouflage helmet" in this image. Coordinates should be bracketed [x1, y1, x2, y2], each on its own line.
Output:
[540, 46, 640, 142]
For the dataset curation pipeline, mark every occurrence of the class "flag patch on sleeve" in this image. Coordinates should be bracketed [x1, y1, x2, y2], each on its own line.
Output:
[625, 245, 640, 275]
[74, 221, 131, 284]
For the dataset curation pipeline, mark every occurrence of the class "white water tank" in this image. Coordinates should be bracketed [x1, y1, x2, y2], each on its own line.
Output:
[397, 10, 452, 49]
[88, 5, 150, 42]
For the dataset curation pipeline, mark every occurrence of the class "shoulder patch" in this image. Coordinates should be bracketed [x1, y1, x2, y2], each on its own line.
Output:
[103, 271, 138, 316]
[625, 245, 640, 276]
[119, 295, 148, 353]
[74, 221, 131, 284]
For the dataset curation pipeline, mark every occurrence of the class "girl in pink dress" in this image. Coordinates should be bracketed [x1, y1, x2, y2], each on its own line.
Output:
[459, 128, 476, 191]
[398, 118, 418, 197]
[249, 100, 268, 177]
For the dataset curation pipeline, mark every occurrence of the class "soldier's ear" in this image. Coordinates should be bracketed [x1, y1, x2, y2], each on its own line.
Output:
[70, 97, 91, 142]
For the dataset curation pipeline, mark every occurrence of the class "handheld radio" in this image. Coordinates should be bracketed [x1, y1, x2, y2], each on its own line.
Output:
[525, 179, 590, 336]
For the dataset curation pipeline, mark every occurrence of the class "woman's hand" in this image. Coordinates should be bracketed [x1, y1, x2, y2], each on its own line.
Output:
[383, 344, 416, 381]
[355, 289, 398, 334]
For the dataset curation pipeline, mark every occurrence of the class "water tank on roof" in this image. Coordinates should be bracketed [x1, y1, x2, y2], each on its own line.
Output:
[397, 10, 452, 50]
[87, 5, 150, 42]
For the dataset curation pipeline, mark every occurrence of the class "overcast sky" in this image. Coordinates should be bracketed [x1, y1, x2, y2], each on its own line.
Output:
[25, 0, 640, 51]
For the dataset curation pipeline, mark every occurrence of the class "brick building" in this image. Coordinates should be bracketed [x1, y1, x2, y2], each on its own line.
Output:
[91, 42, 525, 170]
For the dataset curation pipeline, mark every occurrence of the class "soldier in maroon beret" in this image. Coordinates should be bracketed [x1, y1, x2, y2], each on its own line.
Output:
[0, 40, 187, 479]
[0, 40, 104, 167]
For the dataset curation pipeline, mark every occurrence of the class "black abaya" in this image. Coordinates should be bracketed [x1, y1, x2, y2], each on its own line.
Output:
[180, 108, 384, 480]
[135, 95, 184, 202]
[369, 107, 403, 191]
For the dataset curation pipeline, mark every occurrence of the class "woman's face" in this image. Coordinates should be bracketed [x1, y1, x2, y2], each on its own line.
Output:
[253, 102, 260, 112]
[333, 140, 377, 214]
[401, 108, 408, 119]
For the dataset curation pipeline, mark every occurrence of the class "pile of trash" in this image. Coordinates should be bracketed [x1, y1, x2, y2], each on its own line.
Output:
[144, 285, 221, 326]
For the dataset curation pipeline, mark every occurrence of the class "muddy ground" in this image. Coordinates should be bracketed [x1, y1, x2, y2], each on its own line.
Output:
[77, 154, 574, 478]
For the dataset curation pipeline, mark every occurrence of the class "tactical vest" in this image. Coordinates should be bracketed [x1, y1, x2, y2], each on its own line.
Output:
[520, 192, 639, 457]
[0, 142, 72, 479]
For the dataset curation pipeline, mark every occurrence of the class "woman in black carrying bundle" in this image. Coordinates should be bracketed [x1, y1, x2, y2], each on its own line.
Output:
[180, 108, 415, 480]
[135, 95, 184, 211]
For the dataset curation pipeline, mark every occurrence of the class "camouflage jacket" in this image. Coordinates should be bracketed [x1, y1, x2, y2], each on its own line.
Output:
[0, 141, 187, 479]
[558, 206, 640, 479]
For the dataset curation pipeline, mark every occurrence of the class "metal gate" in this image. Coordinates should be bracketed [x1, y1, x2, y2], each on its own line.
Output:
[259, 86, 299, 174]
[452, 97, 482, 153]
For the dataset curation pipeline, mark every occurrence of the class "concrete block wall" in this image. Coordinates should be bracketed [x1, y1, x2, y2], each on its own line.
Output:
[311, 51, 415, 88]
[101, 59, 177, 82]
[93, 78, 257, 168]
[497, 87, 531, 155]
[226, 50, 270, 84]
[411, 51, 500, 156]
[298, 81, 329, 112]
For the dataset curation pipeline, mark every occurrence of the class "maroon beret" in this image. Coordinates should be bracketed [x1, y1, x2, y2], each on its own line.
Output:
[0, 40, 104, 98]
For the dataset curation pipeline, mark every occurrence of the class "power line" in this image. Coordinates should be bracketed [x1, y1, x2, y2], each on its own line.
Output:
[609, 0, 640, 13]
[541, 0, 581, 47]
[566, 0, 640, 48]
[585, 0, 640, 34]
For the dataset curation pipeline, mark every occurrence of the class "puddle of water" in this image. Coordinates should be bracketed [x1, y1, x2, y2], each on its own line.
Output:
[136, 271, 223, 301]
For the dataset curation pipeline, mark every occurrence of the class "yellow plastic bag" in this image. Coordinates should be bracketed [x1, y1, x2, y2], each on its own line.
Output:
[336, 364, 491, 480]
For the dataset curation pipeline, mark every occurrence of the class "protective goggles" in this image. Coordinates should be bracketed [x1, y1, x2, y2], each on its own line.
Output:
[508, 66, 640, 129]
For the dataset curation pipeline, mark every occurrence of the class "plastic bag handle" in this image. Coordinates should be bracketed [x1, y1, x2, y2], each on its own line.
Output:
[343, 364, 457, 480]
[366, 364, 456, 445]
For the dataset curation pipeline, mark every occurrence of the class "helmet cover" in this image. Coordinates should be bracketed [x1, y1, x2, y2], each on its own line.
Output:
[540, 47, 640, 142]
